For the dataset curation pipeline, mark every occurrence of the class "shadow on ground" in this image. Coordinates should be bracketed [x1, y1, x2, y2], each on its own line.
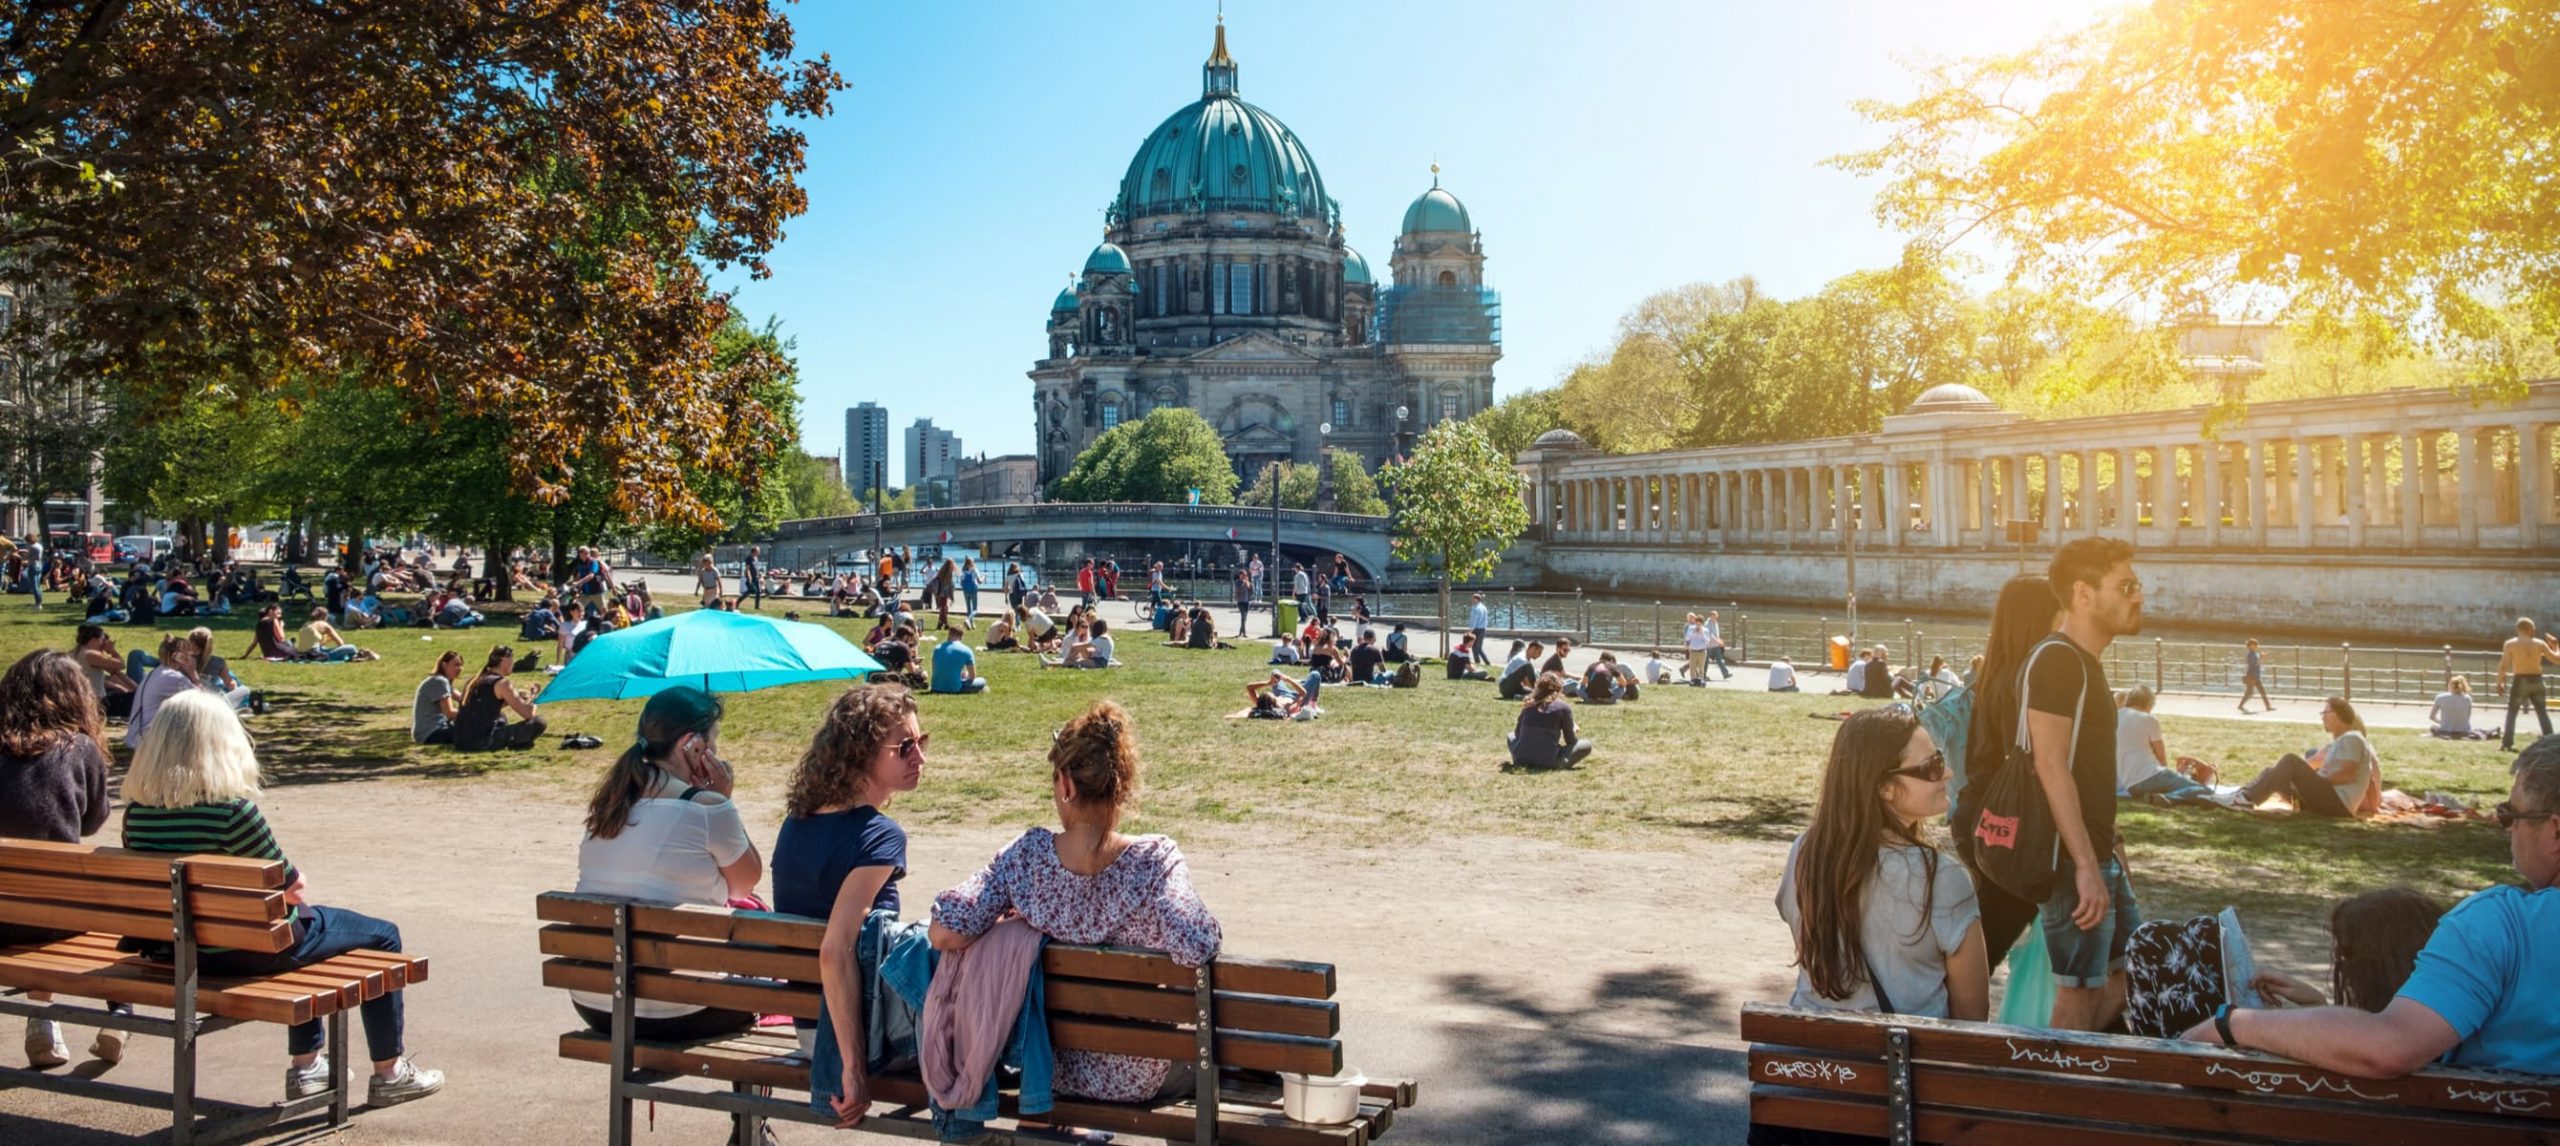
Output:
[1421, 966, 1747, 1144]
[238, 696, 500, 786]
[1637, 794, 1806, 843]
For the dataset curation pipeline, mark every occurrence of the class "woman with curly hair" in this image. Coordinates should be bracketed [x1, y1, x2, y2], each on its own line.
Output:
[930, 699, 1222, 1103]
[0, 649, 120, 1066]
[772, 683, 925, 1128]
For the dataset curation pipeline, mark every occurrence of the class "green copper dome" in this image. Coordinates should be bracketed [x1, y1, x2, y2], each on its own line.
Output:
[1402, 185, 1472, 234]
[1052, 284, 1079, 313]
[1341, 247, 1372, 285]
[1083, 241, 1132, 275]
[1114, 26, 1331, 224]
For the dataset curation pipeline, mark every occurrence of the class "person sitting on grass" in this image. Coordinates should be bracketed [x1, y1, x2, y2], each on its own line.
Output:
[1348, 630, 1389, 686]
[520, 596, 561, 642]
[1185, 604, 1228, 649]
[185, 627, 259, 715]
[1837, 649, 1872, 697]
[1447, 636, 1491, 681]
[1048, 617, 1114, 669]
[571, 686, 761, 1041]
[553, 601, 588, 667]
[1580, 655, 1620, 705]
[1022, 603, 1061, 654]
[1768, 656, 1800, 693]
[1245, 672, 1320, 720]
[2223, 696, 2382, 818]
[1509, 672, 1593, 770]
[981, 611, 1019, 652]
[2182, 735, 2560, 1076]
[339, 589, 383, 630]
[1644, 650, 1673, 687]
[430, 590, 484, 630]
[2126, 888, 2443, 1039]
[1268, 633, 1303, 666]
[125, 636, 198, 748]
[931, 700, 1222, 1105]
[412, 651, 463, 745]
[123, 690, 446, 1106]
[1384, 623, 1414, 664]
[452, 646, 546, 752]
[75, 623, 140, 720]
[1163, 606, 1190, 645]
[1777, 705, 1986, 1020]
[1498, 641, 1543, 700]
[930, 625, 988, 694]
[772, 684, 922, 1124]
[2114, 686, 2218, 807]
[2429, 676, 2483, 740]
[1864, 646, 1900, 700]
[870, 624, 916, 675]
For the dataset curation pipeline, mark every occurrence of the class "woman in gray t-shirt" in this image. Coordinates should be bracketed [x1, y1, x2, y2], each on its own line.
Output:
[1777, 706, 1987, 1019]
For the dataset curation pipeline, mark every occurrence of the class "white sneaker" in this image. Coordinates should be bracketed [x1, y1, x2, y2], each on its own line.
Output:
[367, 1058, 444, 1107]
[287, 1054, 333, 1099]
[24, 1019, 67, 1068]
[89, 1029, 124, 1064]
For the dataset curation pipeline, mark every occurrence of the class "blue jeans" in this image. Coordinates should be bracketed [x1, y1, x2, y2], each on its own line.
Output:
[202, 905, 406, 1062]
[2126, 770, 2217, 806]
[2039, 855, 2140, 989]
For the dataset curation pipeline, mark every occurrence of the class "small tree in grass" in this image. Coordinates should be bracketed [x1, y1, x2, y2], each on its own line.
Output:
[1381, 419, 1530, 652]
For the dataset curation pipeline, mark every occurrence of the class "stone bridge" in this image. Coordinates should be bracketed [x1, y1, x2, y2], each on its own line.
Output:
[768, 502, 1393, 578]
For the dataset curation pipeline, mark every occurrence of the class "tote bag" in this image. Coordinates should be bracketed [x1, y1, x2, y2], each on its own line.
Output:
[1967, 637, 2085, 903]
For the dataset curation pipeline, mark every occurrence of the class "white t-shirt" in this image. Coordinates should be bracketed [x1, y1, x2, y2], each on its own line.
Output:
[572, 794, 753, 1017]
[1644, 656, 1672, 684]
[1087, 634, 1115, 665]
[1768, 661, 1798, 690]
[2114, 707, 2169, 790]
[1845, 660, 1869, 693]
[1775, 837, 1980, 1018]
[1026, 611, 1055, 637]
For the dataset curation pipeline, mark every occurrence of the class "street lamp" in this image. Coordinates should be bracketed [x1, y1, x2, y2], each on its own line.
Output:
[1316, 421, 1334, 513]
[1389, 405, 1409, 592]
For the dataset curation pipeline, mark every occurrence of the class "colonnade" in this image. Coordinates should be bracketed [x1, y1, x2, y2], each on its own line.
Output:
[1524, 385, 2559, 554]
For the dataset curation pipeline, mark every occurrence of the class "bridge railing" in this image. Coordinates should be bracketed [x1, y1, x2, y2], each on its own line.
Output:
[772, 501, 1389, 539]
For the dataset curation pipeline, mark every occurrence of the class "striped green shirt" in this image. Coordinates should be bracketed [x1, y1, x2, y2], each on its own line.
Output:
[121, 799, 300, 887]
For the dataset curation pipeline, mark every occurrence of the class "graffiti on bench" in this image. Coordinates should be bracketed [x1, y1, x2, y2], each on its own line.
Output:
[2203, 1061, 2399, 1101]
[2004, 1039, 2134, 1075]
[1761, 1060, 1860, 1085]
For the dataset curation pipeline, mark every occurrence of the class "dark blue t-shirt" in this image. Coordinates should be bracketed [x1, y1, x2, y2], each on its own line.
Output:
[772, 806, 907, 921]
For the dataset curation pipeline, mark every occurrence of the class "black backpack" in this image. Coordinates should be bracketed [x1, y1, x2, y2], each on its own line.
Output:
[1392, 662, 1421, 689]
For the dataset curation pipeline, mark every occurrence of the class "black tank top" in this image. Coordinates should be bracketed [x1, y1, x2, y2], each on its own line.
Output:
[453, 672, 509, 749]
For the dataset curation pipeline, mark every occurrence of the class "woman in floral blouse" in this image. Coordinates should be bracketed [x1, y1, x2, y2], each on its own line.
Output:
[928, 699, 1221, 1102]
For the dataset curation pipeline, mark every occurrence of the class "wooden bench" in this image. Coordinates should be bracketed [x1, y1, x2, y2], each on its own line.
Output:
[1743, 1002, 2560, 1145]
[0, 839, 431, 1145]
[537, 891, 1418, 1145]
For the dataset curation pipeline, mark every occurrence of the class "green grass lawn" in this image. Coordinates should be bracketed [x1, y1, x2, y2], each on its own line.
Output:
[18, 590, 2522, 954]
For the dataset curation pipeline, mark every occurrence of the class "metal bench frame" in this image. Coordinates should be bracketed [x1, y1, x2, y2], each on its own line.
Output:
[595, 900, 1227, 1146]
[0, 858, 352, 1146]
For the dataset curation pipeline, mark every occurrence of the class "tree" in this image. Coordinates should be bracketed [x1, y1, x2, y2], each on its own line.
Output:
[1379, 420, 1530, 651]
[1558, 280, 1771, 452]
[1240, 449, 1385, 515]
[779, 451, 860, 520]
[1837, 0, 2560, 397]
[1050, 409, 1240, 504]
[0, 2, 843, 519]
[1466, 386, 1571, 458]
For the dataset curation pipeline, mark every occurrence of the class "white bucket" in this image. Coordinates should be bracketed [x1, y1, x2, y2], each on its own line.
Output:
[1279, 1070, 1366, 1125]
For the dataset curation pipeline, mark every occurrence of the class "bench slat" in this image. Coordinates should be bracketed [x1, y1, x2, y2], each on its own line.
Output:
[541, 958, 820, 1019]
[0, 897, 292, 951]
[1050, 1015, 1341, 1077]
[535, 892, 824, 950]
[1748, 1048, 2549, 1146]
[0, 869, 288, 923]
[0, 840, 286, 890]
[1045, 944, 1336, 1001]
[0, 947, 312, 1024]
[1753, 1085, 2241, 1145]
[1741, 1003, 2560, 1125]
[537, 924, 822, 982]
[555, 1030, 1383, 1146]
[1046, 976, 1340, 1039]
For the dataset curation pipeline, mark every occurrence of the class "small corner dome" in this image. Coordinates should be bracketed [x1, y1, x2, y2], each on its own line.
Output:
[1051, 285, 1080, 313]
[1083, 242, 1133, 275]
[1531, 428, 1590, 450]
[1906, 383, 1999, 414]
[1341, 247, 1372, 285]
[1402, 186, 1472, 234]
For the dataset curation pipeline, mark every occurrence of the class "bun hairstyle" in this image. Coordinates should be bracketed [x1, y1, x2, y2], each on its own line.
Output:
[1051, 699, 1141, 810]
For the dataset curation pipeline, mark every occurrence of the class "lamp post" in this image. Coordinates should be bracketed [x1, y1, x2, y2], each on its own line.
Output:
[1389, 405, 1409, 592]
[1316, 421, 1335, 513]
[872, 460, 885, 565]
[1268, 454, 1283, 637]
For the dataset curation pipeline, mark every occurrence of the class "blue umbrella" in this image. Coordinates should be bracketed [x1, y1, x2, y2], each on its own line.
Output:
[537, 609, 886, 702]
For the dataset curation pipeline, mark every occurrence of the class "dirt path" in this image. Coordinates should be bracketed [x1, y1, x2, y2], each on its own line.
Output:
[3, 769, 1790, 1145]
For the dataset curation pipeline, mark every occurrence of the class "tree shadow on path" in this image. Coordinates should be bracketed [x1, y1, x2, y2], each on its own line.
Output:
[1421, 965, 1749, 1144]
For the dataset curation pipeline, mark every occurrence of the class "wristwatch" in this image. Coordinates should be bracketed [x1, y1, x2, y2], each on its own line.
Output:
[2213, 1003, 2241, 1049]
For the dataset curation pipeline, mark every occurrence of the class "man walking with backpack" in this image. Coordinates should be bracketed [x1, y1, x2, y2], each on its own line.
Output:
[2008, 538, 2146, 1031]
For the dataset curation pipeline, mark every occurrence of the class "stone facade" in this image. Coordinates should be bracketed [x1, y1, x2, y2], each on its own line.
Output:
[1029, 23, 1499, 486]
[953, 454, 1039, 506]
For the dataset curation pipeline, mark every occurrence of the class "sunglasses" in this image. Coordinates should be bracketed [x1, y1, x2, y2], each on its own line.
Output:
[1889, 750, 1948, 783]
[895, 732, 931, 760]
[2493, 802, 2554, 831]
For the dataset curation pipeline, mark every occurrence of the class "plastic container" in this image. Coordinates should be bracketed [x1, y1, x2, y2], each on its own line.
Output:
[1275, 600, 1301, 635]
[1279, 1070, 1367, 1125]
[1827, 635, 1852, 671]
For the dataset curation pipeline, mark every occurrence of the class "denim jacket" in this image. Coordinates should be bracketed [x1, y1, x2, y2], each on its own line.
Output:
[875, 923, 1056, 1140]
[808, 911, 925, 1115]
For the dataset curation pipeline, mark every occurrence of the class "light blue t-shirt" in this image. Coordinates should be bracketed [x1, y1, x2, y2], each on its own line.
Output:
[2395, 884, 2560, 1072]
[929, 640, 976, 694]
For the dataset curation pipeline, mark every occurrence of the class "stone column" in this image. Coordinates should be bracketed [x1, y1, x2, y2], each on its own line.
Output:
[2198, 442, 2222, 547]
[2456, 429, 2481, 547]
[2293, 437, 2318, 547]
[1979, 455, 1999, 549]
[2343, 433, 2367, 548]
[1886, 461, 1909, 546]
[2520, 422, 2545, 550]
[2399, 430, 2422, 546]
[2037, 453, 2059, 535]
[2246, 439, 2269, 547]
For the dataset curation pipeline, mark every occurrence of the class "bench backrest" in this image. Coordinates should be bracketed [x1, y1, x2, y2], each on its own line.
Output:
[535, 891, 1344, 1076]
[0, 839, 293, 953]
[1743, 1002, 2560, 1145]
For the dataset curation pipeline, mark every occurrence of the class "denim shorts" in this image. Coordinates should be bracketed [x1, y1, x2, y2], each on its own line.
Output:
[2039, 854, 2140, 989]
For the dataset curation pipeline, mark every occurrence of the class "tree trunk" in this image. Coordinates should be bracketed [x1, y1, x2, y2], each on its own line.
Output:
[212, 513, 232, 564]
[1437, 557, 1452, 664]
[486, 532, 514, 602]
[281, 507, 302, 564]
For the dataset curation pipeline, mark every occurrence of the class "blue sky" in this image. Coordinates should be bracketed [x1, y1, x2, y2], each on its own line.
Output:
[732, 0, 2115, 474]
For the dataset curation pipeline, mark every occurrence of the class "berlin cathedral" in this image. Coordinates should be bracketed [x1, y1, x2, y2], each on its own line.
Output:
[1030, 21, 1502, 486]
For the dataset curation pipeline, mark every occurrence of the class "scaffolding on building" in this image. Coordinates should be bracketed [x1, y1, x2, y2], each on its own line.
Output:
[1374, 285, 1500, 347]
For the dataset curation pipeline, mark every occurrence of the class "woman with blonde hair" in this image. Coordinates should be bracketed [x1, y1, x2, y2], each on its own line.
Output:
[931, 700, 1221, 1102]
[772, 683, 925, 1127]
[184, 626, 257, 714]
[121, 691, 445, 1106]
[2429, 675, 2480, 739]
[1778, 705, 1988, 1020]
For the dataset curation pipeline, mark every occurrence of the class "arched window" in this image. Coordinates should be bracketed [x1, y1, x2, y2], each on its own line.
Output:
[1151, 168, 1171, 198]
[1331, 397, 1350, 430]
[1438, 387, 1463, 423]
[1437, 270, 1457, 287]
[1100, 400, 1123, 430]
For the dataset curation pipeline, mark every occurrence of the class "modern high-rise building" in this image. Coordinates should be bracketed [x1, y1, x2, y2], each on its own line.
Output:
[844, 402, 889, 497]
[904, 418, 961, 506]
